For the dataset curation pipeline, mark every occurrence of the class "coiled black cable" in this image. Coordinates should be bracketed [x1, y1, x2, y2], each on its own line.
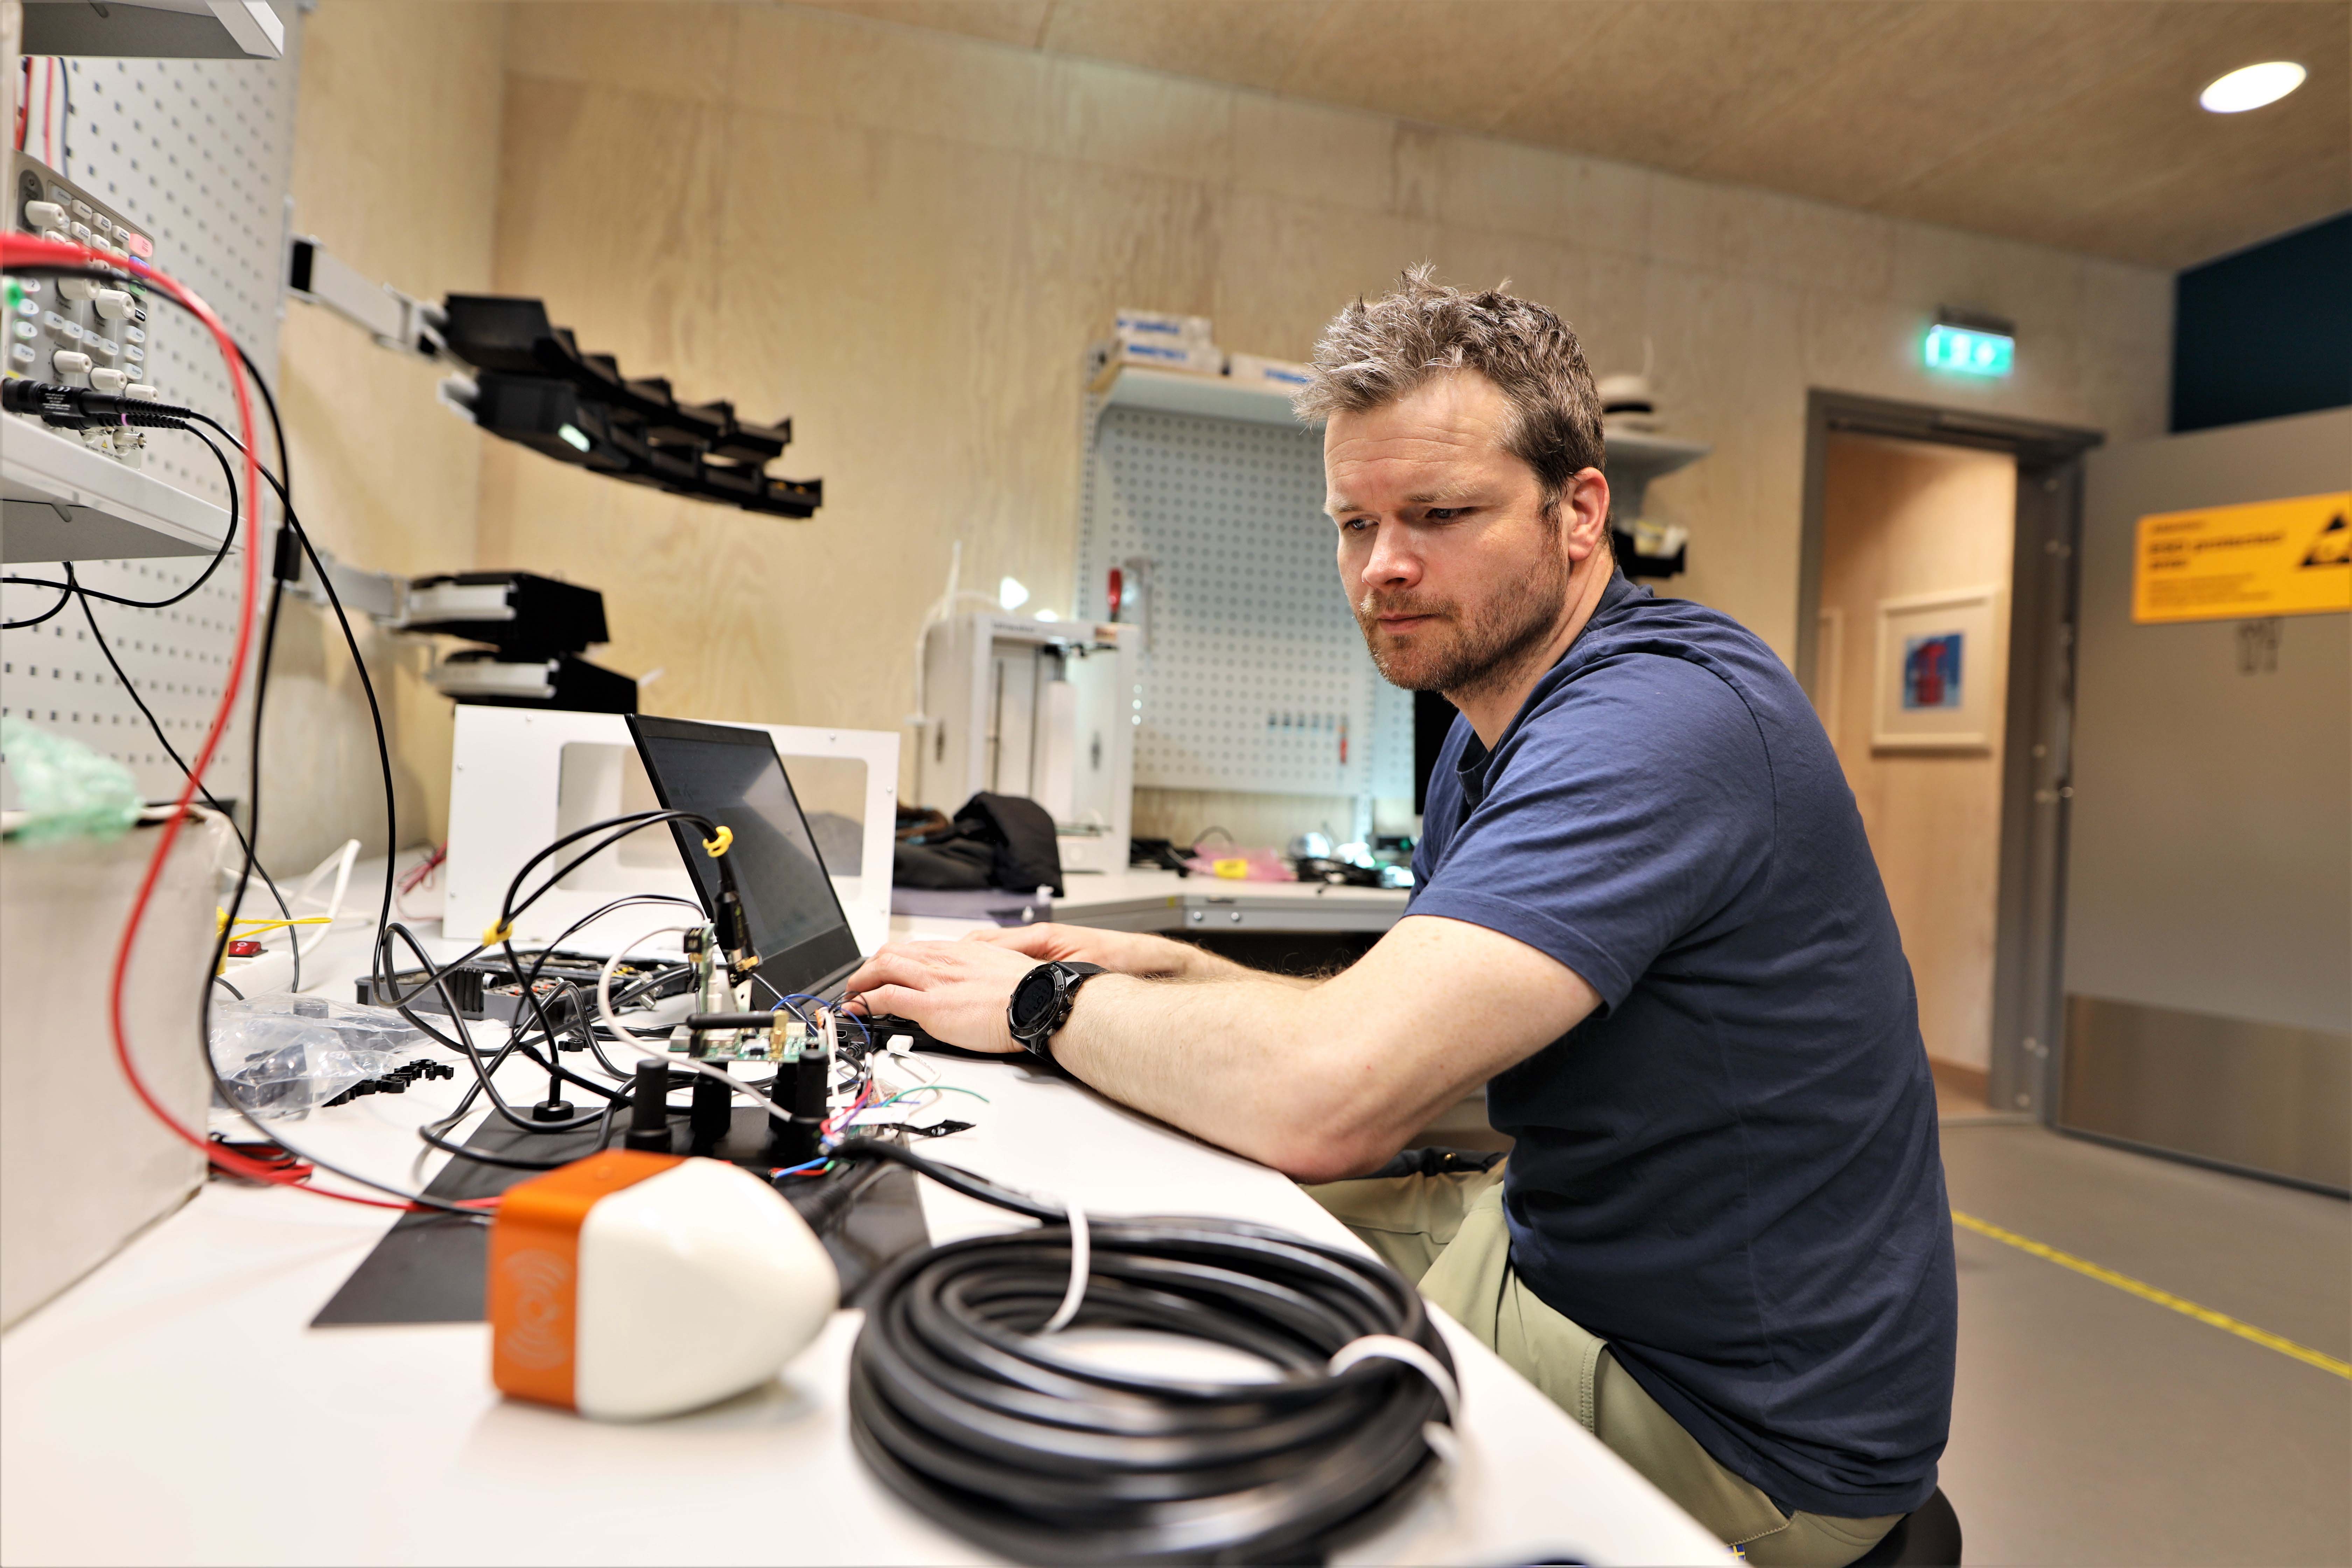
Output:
[832, 1138, 1458, 1565]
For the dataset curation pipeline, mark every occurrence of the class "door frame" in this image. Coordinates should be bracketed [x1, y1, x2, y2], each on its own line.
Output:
[1797, 391, 2104, 1118]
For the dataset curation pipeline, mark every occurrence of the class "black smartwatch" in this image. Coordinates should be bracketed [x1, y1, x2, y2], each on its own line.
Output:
[1007, 961, 1104, 1064]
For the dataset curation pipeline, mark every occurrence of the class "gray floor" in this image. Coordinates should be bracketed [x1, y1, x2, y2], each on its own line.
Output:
[1938, 1119, 2351, 1566]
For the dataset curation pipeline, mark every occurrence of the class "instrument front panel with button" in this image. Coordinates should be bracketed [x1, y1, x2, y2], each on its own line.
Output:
[6, 150, 164, 468]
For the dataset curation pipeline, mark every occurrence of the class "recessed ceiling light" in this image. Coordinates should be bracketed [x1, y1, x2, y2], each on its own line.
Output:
[2200, 61, 2306, 113]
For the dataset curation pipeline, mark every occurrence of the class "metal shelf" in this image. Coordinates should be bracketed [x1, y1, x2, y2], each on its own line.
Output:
[1098, 365, 1314, 428]
[1, 414, 233, 564]
[1603, 425, 1710, 521]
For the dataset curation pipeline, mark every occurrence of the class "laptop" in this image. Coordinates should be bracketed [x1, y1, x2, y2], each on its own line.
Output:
[624, 715, 943, 1044]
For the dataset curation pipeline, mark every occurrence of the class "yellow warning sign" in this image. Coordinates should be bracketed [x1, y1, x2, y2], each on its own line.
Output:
[2133, 491, 2352, 624]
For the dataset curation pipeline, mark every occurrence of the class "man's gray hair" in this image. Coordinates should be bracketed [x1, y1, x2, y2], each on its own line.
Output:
[1295, 264, 1605, 515]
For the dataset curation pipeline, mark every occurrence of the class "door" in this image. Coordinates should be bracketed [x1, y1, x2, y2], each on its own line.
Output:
[1798, 392, 2102, 1117]
[1813, 435, 2017, 1105]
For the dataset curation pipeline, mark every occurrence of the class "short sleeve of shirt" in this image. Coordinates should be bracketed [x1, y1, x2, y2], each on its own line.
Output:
[1409, 653, 1775, 1010]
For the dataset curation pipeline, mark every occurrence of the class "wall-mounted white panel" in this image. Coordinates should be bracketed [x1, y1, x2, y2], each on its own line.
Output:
[1075, 403, 1412, 801]
[2, 38, 302, 809]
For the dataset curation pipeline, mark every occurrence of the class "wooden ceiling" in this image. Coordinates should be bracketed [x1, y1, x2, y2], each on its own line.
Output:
[795, 0, 2351, 268]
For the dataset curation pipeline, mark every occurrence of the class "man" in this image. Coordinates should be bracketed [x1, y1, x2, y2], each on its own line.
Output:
[845, 267, 1955, 1568]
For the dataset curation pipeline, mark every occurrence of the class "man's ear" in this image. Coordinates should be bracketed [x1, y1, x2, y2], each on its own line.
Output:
[1562, 468, 1611, 561]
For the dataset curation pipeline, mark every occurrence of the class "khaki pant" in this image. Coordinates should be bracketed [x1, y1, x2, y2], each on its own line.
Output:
[1305, 1164, 1901, 1568]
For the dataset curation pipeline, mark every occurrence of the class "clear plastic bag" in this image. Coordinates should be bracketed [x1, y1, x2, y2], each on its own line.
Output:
[210, 994, 435, 1119]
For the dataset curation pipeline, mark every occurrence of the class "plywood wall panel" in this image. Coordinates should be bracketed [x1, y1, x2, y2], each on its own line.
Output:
[271, 0, 507, 866]
[460, 2, 2173, 835]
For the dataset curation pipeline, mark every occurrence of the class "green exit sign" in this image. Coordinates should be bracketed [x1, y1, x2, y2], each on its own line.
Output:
[1924, 322, 2014, 377]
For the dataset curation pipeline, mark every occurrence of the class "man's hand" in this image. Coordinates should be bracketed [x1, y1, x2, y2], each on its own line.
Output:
[842, 938, 1042, 1054]
[958, 922, 1221, 979]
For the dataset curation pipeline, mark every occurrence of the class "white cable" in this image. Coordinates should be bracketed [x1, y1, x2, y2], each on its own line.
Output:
[596, 923, 700, 1042]
[1328, 1334, 1462, 1427]
[290, 836, 359, 910]
[294, 838, 360, 959]
[906, 540, 1001, 734]
[1039, 1199, 1090, 1334]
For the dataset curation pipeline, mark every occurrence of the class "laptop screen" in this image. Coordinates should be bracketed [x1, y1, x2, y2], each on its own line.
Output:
[624, 715, 863, 999]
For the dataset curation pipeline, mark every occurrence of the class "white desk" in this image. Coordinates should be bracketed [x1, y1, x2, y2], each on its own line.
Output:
[0, 917, 1728, 1567]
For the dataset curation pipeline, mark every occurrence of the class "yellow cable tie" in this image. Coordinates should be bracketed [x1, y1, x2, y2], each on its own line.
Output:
[702, 825, 734, 858]
[483, 918, 516, 945]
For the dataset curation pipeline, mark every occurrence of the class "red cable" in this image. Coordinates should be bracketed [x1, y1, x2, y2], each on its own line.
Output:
[2, 235, 492, 1214]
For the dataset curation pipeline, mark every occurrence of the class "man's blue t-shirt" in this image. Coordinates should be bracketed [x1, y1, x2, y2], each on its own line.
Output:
[1410, 572, 1955, 1520]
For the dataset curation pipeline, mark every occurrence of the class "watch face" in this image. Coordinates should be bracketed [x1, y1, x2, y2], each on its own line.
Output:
[1010, 967, 1060, 1035]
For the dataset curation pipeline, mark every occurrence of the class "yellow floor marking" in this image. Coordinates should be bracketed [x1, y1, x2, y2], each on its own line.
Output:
[1951, 1209, 2352, 1380]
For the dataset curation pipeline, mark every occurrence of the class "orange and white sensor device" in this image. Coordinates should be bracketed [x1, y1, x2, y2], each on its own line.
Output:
[488, 1150, 840, 1421]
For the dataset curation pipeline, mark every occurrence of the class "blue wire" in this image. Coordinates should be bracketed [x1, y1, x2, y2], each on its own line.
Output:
[771, 1156, 829, 1178]
[770, 992, 872, 1049]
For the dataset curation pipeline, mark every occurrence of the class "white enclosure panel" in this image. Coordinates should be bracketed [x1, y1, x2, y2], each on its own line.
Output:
[1075, 403, 1413, 800]
[443, 707, 899, 961]
[2, 40, 301, 808]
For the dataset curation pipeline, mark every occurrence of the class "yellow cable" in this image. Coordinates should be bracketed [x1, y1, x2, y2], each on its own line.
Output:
[1951, 1209, 2351, 1380]
[702, 825, 733, 857]
[229, 916, 331, 932]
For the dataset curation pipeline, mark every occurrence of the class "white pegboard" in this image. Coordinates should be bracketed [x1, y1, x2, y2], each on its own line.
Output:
[1076, 404, 1414, 800]
[2, 35, 302, 809]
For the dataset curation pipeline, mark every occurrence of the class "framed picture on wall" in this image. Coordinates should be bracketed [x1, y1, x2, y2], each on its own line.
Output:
[1872, 587, 2000, 750]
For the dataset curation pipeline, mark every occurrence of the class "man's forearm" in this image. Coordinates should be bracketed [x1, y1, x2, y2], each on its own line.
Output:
[1050, 972, 1404, 1181]
[1167, 943, 1318, 988]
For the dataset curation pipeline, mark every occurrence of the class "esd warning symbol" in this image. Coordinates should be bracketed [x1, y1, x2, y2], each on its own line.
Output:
[2303, 511, 2349, 568]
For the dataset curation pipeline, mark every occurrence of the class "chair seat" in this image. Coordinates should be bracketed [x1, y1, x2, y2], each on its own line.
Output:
[1848, 1486, 1962, 1567]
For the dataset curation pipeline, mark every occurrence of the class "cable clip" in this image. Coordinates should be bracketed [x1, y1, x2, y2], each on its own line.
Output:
[702, 825, 734, 858]
[482, 918, 516, 946]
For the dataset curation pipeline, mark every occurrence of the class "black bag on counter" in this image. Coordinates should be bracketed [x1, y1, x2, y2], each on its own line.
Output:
[890, 835, 995, 891]
[890, 792, 1064, 895]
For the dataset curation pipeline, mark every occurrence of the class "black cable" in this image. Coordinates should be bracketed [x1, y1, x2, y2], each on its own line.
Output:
[199, 580, 486, 1216]
[212, 975, 245, 1001]
[500, 890, 699, 1052]
[367, 881, 704, 1156]
[4, 428, 241, 609]
[245, 456, 400, 986]
[475, 808, 747, 1069]
[419, 1093, 623, 1173]
[70, 561, 303, 991]
[493, 811, 737, 940]
[232, 342, 293, 502]
[0, 265, 469, 1218]
[2, 580, 74, 630]
[377, 922, 609, 1138]
[833, 1139, 1460, 1565]
[192, 577, 481, 1219]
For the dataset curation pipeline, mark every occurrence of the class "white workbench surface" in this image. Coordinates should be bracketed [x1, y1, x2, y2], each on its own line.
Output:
[0, 914, 1727, 1568]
